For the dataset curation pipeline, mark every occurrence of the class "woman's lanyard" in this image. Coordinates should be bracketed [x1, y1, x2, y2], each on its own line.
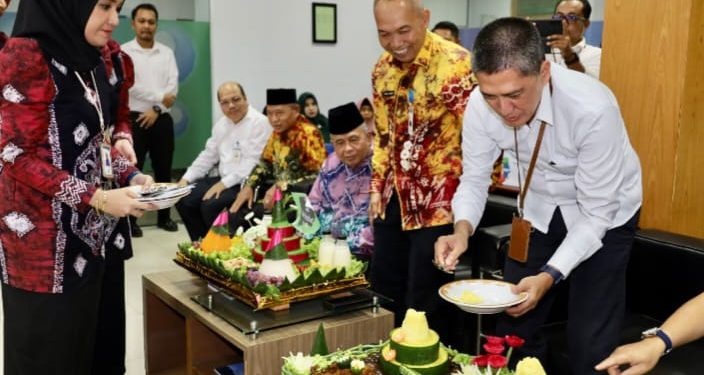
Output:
[75, 71, 114, 180]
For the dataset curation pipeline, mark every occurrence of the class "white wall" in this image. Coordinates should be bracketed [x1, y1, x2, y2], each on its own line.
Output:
[210, 0, 381, 118]
[426, 0, 468, 27]
[588, 0, 605, 21]
[425, 0, 606, 29]
[467, 0, 512, 28]
[194, 0, 210, 22]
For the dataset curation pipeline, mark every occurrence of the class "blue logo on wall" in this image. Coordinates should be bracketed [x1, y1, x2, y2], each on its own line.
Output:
[157, 28, 196, 136]
[170, 103, 189, 137]
[157, 28, 196, 83]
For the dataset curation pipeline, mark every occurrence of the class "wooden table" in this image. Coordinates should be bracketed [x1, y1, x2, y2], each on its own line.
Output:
[143, 269, 394, 375]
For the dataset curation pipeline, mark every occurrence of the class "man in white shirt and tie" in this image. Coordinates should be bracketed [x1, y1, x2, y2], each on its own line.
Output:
[175, 82, 271, 241]
[122, 3, 179, 236]
[435, 18, 642, 374]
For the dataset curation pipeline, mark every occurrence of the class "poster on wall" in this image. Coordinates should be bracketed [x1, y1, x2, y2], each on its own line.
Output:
[312, 3, 337, 44]
[513, 0, 555, 18]
[113, 19, 212, 170]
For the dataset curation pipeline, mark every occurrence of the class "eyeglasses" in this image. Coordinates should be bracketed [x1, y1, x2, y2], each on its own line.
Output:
[219, 97, 243, 106]
[552, 13, 586, 23]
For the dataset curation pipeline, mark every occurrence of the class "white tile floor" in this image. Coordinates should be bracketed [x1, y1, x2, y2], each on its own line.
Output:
[0, 224, 190, 375]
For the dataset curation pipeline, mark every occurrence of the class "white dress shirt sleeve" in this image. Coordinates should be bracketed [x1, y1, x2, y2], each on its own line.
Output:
[163, 49, 179, 100]
[182, 124, 221, 183]
[578, 46, 601, 80]
[548, 104, 630, 276]
[452, 95, 503, 231]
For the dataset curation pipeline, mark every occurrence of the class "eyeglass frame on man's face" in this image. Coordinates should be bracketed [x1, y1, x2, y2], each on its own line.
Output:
[219, 96, 243, 107]
[552, 13, 586, 24]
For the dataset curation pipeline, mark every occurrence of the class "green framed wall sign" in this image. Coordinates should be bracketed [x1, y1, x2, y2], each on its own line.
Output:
[312, 3, 337, 44]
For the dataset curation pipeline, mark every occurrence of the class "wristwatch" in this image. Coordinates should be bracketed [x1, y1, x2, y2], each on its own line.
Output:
[641, 327, 673, 356]
[152, 105, 162, 114]
[539, 264, 564, 285]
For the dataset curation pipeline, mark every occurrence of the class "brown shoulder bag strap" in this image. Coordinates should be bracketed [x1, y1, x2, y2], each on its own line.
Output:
[513, 121, 547, 216]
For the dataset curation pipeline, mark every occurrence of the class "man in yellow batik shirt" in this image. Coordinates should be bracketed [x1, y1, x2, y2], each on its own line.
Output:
[229, 88, 326, 230]
[369, 0, 475, 344]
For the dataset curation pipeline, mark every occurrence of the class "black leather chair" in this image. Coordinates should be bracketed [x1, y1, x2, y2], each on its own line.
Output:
[620, 229, 704, 374]
[462, 197, 704, 373]
[454, 194, 517, 280]
[545, 229, 704, 374]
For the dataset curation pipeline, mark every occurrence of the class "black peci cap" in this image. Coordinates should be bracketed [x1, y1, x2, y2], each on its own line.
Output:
[328, 102, 364, 135]
[266, 88, 297, 105]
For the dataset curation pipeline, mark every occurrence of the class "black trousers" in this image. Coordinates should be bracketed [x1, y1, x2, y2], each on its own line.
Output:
[176, 176, 240, 241]
[370, 194, 454, 342]
[90, 247, 126, 375]
[496, 207, 639, 375]
[3, 268, 103, 375]
[130, 111, 175, 222]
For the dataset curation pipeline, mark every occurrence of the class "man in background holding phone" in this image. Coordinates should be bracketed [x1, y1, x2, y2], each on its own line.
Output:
[547, 0, 601, 78]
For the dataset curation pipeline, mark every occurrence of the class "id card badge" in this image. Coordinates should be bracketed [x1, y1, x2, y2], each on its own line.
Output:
[508, 215, 532, 263]
[100, 142, 114, 179]
[232, 141, 242, 164]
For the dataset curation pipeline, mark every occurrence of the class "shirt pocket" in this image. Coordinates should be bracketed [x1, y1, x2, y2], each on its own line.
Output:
[546, 154, 578, 178]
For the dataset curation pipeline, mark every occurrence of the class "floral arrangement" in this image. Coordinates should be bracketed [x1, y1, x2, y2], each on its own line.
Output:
[450, 334, 546, 375]
[177, 237, 366, 301]
[282, 341, 387, 375]
[281, 336, 546, 375]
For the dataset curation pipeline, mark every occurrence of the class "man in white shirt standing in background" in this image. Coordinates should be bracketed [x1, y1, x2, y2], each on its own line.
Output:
[175, 82, 271, 241]
[435, 17, 642, 374]
[122, 3, 179, 236]
[546, 0, 601, 79]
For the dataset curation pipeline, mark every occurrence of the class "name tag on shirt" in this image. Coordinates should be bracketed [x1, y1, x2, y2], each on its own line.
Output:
[232, 141, 242, 164]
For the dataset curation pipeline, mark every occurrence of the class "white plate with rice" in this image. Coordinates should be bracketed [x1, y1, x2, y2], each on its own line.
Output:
[439, 279, 528, 314]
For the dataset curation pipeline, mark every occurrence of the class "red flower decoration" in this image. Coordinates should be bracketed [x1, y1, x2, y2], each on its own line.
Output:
[484, 335, 506, 345]
[488, 354, 508, 368]
[505, 335, 525, 348]
[472, 355, 489, 367]
[483, 342, 505, 355]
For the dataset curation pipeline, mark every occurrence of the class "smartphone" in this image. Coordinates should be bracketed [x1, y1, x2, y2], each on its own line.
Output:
[533, 20, 563, 53]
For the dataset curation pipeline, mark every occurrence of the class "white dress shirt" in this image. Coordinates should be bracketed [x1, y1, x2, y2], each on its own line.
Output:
[121, 39, 179, 113]
[546, 38, 602, 79]
[182, 106, 272, 188]
[453, 63, 642, 277]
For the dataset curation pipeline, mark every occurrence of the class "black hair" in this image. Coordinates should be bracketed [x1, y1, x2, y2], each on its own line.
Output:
[472, 17, 544, 76]
[432, 21, 459, 39]
[554, 0, 592, 20]
[131, 3, 159, 21]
